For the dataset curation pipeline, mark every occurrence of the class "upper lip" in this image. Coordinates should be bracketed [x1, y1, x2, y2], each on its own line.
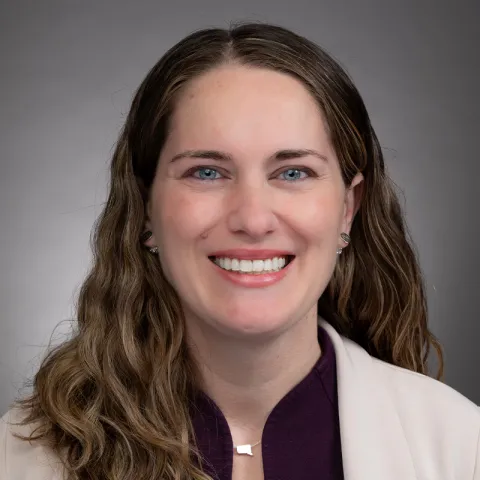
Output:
[208, 249, 295, 260]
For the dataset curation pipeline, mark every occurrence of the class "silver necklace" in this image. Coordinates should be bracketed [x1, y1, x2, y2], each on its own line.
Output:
[233, 439, 262, 456]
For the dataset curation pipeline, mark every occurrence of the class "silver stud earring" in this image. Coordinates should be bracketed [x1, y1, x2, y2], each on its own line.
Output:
[336, 248, 343, 255]
[149, 246, 159, 255]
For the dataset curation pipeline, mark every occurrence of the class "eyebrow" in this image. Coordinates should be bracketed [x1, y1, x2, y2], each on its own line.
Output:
[169, 149, 328, 164]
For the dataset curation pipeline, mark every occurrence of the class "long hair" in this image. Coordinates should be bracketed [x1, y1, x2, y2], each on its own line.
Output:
[12, 22, 443, 479]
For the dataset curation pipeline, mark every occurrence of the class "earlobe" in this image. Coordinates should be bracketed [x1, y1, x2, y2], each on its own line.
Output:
[141, 216, 156, 247]
[141, 230, 159, 255]
[140, 230, 153, 243]
[142, 205, 155, 245]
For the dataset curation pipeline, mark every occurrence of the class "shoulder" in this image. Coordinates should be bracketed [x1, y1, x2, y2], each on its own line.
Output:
[321, 320, 480, 478]
[0, 408, 64, 479]
[370, 350, 479, 423]
[344, 338, 480, 478]
[339, 333, 479, 429]
[322, 319, 479, 423]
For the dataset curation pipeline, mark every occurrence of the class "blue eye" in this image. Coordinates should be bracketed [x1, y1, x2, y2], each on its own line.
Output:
[185, 166, 314, 182]
[280, 168, 309, 181]
[191, 167, 222, 181]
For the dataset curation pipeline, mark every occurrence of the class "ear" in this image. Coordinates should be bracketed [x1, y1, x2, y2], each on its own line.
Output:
[342, 172, 364, 234]
[142, 201, 156, 248]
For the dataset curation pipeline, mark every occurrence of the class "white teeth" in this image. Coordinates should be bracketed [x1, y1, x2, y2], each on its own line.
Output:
[253, 260, 264, 272]
[213, 256, 289, 273]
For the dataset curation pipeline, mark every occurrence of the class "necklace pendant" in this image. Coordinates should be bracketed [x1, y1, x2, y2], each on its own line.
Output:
[235, 444, 254, 456]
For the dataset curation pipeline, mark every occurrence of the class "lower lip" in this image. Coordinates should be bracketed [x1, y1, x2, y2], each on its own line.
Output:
[209, 258, 295, 288]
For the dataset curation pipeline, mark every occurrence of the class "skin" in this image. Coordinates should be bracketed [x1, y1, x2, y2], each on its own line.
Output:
[145, 64, 363, 478]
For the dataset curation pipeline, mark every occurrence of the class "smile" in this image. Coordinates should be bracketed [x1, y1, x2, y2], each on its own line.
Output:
[208, 255, 296, 287]
[209, 255, 294, 274]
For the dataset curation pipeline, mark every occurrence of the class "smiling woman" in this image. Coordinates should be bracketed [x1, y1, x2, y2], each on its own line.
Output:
[147, 63, 358, 340]
[1, 22, 479, 480]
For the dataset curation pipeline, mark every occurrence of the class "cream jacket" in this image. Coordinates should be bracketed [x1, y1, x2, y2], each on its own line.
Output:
[1, 320, 479, 479]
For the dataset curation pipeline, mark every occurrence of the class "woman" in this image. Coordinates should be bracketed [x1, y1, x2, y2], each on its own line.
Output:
[1, 22, 478, 480]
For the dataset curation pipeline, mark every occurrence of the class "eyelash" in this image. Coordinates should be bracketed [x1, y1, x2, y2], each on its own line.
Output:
[184, 166, 317, 182]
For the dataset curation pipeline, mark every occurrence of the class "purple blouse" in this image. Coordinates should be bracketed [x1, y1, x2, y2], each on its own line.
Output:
[190, 326, 344, 479]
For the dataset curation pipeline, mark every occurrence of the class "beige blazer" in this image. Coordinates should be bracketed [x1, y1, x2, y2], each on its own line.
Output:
[1, 319, 479, 479]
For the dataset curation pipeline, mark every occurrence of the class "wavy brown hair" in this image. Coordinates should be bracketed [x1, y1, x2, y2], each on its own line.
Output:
[12, 22, 443, 479]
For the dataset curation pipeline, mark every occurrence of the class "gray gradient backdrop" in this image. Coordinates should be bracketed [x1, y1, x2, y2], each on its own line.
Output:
[1, 1, 479, 415]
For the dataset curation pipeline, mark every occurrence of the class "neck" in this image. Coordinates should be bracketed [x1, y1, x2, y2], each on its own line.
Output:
[186, 308, 321, 441]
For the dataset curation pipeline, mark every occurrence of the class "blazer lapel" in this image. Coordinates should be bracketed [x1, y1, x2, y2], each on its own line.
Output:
[319, 319, 418, 480]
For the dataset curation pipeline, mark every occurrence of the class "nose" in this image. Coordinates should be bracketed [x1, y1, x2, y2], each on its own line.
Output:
[226, 182, 279, 240]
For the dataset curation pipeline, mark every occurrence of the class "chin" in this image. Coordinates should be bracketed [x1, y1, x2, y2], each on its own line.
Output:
[209, 309, 294, 339]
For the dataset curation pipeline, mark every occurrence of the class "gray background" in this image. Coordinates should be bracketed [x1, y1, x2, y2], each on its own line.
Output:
[1, 0, 479, 415]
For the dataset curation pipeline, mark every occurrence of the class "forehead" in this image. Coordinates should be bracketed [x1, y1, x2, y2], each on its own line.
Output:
[166, 65, 331, 153]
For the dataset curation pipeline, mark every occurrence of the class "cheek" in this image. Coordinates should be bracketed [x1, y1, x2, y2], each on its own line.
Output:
[287, 189, 344, 243]
[155, 188, 219, 247]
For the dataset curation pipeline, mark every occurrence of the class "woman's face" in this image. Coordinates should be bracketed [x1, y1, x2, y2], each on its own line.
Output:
[146, 65, 362, 338]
